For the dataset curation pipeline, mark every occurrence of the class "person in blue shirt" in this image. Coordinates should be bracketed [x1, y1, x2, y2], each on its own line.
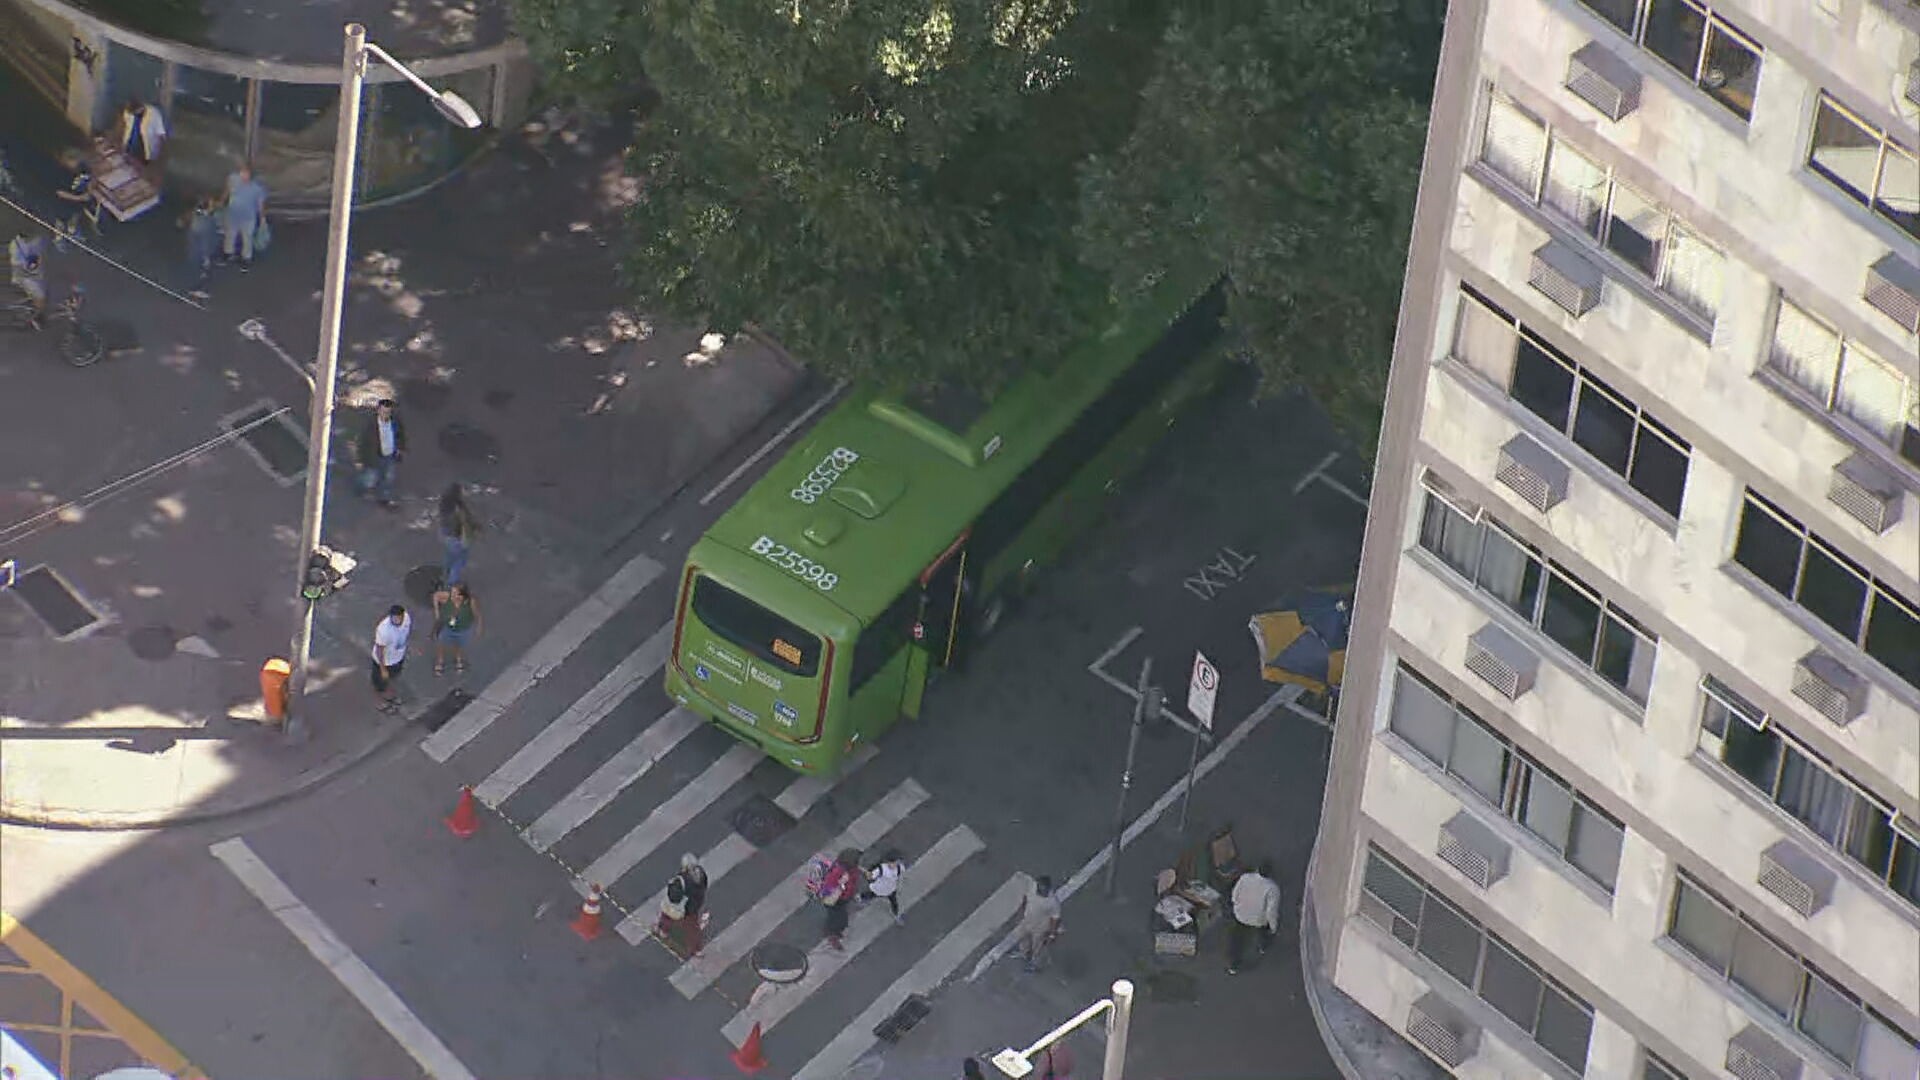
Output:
[53, 155, 96, 243]
[221, 165, 268, 268]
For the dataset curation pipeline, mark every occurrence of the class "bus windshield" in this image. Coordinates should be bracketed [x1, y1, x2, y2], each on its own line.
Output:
[689, 575, 822, 678]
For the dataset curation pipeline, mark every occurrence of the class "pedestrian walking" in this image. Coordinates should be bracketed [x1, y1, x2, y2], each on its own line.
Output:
[431, 582, 482, 676]
[182, 195, 219, 294]
[354, 399, 406, 507]
[437, 483, 480, 585]
[818, 848, 862, 951]
[1015, 875, 1062, 972]
[860, 849, 907, 924]
[657, 853, 709, 957]
[1226, 860, 1281, 975]
[370, 604, 412, 714]
[220, 164, 268, 268]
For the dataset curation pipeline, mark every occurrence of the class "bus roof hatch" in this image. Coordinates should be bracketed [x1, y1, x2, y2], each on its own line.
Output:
[828, 459, 907, 520]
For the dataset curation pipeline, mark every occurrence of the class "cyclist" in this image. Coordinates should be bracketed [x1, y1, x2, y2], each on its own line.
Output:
[8, 231, 48, 329]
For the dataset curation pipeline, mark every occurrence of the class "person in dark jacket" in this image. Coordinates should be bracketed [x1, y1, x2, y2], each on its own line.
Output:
[353, 399, 406, 508]
[657, 854, 709, 957]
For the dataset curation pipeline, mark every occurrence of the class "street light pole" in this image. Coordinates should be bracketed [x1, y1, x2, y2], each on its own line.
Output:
[284, 22, 369, 741]
[284, 23, 482, 739]
[989, 979, 1135, 1080]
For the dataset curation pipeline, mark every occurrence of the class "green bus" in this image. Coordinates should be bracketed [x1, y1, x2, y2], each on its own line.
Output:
[664, 275, 1228, 772]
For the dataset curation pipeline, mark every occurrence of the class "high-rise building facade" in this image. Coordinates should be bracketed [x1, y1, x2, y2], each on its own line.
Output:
[1304, 1, 1920, 1078]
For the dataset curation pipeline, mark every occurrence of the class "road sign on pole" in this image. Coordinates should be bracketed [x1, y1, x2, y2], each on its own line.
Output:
[1187, 652, 1218, 732]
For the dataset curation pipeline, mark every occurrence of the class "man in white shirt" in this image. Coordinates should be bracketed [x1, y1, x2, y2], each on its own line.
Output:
[1227, 861, 1281, 975]
[371, 604, 411, 713]
[1015, 875, 1062, 972]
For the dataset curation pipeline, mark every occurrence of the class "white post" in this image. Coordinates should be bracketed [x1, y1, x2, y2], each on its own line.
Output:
[1103, 979, 1133, 1080]
[285, 22, 367, 738]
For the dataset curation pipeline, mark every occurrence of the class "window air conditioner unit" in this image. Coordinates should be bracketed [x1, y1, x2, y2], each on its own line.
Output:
[1864, 253, 1920, 335]
[1828, 453, 1903, 534]
[1756, 839, 1836, 918]
[1406, 992, 1479, 1069]
[1792, 650, 1868, 727]
[1565, 41, 1642, 120]
[1726, 1024, 1804, 1080]
[1438, 811, 1511, 890]
[1529, 240, 1605, 317]
[1465, 622, 1539, 700]
[1497, 433, 1570, 512]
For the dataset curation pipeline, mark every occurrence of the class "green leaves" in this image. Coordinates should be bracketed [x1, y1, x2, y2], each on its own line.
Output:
[513, 0, 1440, 440]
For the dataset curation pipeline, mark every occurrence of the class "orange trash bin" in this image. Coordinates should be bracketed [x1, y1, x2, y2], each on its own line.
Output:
[261, 658, 292, 722]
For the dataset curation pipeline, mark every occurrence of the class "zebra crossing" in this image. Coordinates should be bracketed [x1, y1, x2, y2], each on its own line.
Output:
[419, 554, 1030, 1076]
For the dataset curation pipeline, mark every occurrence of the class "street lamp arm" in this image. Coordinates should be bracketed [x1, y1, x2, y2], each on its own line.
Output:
[1017, 999, 1113, 1060]
[362, 42, 484, 128]
[361, 42, 440, 100]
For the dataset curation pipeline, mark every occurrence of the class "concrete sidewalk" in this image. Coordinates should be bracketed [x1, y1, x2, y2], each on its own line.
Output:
[0, 107, 806, 829]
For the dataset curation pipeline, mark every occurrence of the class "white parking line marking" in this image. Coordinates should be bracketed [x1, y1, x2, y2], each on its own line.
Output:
[791, 874, 1030, 1080]
[966, 685, 1301, 981]
[575, 743, 763, 896]
[209, 838, 477, 1080]
[1087, 626, 1143, 701]
[1292, 451, 1340, 494]
[720, 825, 982, 1046]
[523, 706, 702, 852]
[699, 380, 847, 506]
[473, 623, 675, 807]
[422, 552, 663, 762]
[616, 744, 878, 944]
[671, 778, 930, 999]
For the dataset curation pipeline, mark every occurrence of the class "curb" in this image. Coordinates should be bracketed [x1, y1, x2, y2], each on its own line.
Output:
[0, 712, 420, 832]
[1299, 853, 1370, 1080]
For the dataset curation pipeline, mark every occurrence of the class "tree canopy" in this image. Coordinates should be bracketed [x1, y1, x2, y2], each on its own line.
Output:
[512, 0, 1442, 451]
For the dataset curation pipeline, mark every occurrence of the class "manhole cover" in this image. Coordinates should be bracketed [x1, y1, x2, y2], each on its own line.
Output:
[417, 689, 474, 733]
[127, 624, 178, 660]
[751, 943, 808, 983]
[9, 566, 99, 638]
[483, 388, 514, 410]
[1145, 969, 1198, 1003]
[223, 404, 308, 483]
[438, 422, 500, 463]
[399, 377, 452, 413]
[405, 565, 445, 605]
[730, 794, 797, 847]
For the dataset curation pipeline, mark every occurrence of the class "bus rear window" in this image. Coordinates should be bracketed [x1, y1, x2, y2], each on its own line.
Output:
[689, 575, 822, 677]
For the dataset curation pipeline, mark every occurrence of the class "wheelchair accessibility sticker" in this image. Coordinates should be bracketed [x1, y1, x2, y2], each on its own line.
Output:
[694, 663, 711, 681]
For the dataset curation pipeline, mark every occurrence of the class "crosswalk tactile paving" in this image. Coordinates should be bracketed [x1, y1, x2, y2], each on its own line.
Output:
[0, 912, 204, 1080]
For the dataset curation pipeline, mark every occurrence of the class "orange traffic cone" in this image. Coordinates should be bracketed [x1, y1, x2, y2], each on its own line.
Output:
[444, 786, 480, 838]
[730, 1022, 769, 1074]
[571, 884, 605, 941]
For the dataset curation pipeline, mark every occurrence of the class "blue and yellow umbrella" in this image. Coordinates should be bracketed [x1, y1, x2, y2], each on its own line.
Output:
[1249, 586, 1354, 693]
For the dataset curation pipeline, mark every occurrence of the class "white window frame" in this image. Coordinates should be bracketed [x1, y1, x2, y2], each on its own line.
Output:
[1808, 92, 1920, 241]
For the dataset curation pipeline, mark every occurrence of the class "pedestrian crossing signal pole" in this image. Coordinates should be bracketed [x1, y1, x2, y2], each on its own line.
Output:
[1104, 658, 1156, 897]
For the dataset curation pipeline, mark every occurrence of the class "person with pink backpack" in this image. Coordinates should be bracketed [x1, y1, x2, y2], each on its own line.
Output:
[810, 848, 862, 950]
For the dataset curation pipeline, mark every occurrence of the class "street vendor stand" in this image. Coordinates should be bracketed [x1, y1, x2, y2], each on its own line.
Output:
[84, 138, 160, 223]
[1151, 825, 1246, 957]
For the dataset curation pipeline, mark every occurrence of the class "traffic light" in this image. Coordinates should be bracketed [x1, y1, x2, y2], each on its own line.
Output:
[301, 545, 356, 600]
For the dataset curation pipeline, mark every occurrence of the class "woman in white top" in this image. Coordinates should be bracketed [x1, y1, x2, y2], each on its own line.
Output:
[861, 850, 907, 923]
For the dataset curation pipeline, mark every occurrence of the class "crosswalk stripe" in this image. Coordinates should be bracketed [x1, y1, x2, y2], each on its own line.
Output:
[669, 778, 930, 999]
[720, 825, 983, 1047]
[523, 706, 701, 852]
[791, 873, 1031, 1080]
[422, 552, 663, 763]
[575, 743, 763, 897]
[615, 744, 878, 945]
[473, 623, 676, 807]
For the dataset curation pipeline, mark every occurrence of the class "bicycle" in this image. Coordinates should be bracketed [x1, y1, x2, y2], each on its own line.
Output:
[1, 282, 42, 331]
[48, 285, 104, 366]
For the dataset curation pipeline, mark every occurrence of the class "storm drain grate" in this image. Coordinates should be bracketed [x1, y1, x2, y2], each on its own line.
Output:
[9, 565, 100, 638]
[418, 689, 474, 733]
[872, 994, 931, 1043]
[221, 402, 308, 484]
[730, 794, 798, 847]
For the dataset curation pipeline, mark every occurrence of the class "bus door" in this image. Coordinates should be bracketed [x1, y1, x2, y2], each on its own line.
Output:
[915, 531, 970, 670]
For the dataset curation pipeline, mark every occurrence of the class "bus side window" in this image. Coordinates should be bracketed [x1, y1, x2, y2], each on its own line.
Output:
[850, 587, 919, 694]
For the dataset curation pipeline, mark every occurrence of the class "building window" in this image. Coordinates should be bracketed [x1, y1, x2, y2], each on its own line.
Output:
[1731, 490, 1920, 690]
[1697, 677, 1920, 909]
[1390, 664, 1627, 890]
[1767, 296, 1920, 466]
[1418, 493, 1660, 703]
[1478, 91, 1728, 325]
[1360, 847, 1597, 1071]
[1575, 0, 1763, 120]
[1809, 93, 1920, 241]
[1667, 874, 1920, 1075]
